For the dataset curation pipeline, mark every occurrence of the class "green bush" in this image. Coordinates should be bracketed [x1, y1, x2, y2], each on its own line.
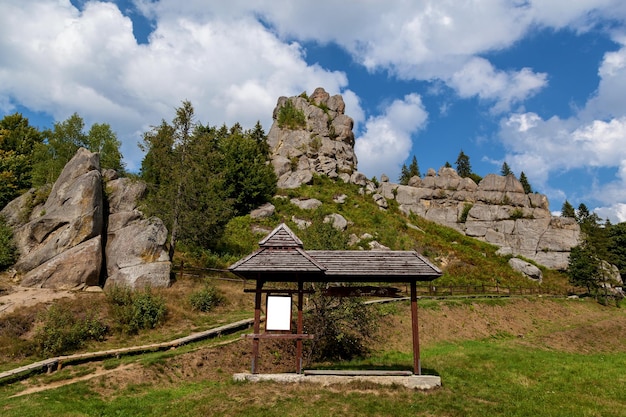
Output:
[304, 293, 378, 363]
[189, 284, 224, 312]
[459, 203, 473, 223]
[106, 286, 167, 335]
[34, 304, 107, 356]
[0, 216, 17, 269]
[277, 100, 306, 130]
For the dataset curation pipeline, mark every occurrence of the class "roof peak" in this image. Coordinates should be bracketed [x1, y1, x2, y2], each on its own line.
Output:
[259, 223, 304, 248]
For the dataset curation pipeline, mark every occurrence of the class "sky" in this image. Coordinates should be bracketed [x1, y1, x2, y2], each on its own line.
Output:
[2, 1, 626, 223]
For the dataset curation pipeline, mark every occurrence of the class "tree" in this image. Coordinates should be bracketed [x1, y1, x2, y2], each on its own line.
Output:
[31, 113, 125, 186]
[86, 123, 125, 173]
[500, 162, 513, 176]
[519, 171, 532, 193]
[561, 200, 576, 218]
[140, 101, 278, 256]
[455, 150, 471, 178]
[0, 113, 43, 208]
[219, 123, 276, 216]
[608, 222, 626, 277]
[399, 155, 420, 185]
[567, 244, 601, 294]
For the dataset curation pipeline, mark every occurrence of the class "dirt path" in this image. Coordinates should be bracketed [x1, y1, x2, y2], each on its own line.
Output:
[0, 286, 76, 316]
[9, 364, 136, 398]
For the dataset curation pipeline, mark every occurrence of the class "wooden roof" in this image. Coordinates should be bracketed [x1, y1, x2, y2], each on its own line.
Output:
[229, 223, 442, 282]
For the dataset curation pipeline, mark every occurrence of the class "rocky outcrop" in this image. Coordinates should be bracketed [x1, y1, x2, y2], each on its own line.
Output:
[1, 148, 171, 290]
[267, 87, 359, 189]
[377, 168, 580, 269]
[104, 177, 171, 289]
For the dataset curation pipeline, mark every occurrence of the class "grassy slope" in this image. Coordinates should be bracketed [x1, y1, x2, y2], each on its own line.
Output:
[1, 296, 625, 416]
[214, 175, 569, 291]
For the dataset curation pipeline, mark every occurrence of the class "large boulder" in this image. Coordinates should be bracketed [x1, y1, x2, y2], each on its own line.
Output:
[105, 217, 171, 289]
[1, 148, 172, 290]
[104, 175, 171, 289]
[10, 148, 104, 288]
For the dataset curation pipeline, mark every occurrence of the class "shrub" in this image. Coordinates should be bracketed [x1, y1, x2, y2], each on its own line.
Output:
[304, 293, 378, 363]
[106, 286, 167, 335]
[189, 284, 224, 312]
[509, 208, 525, 220]
[34, 304, 107, 356]
[0, 216, 17, 269]
[459, 203, 473, 223]
[277, 100, 306, 130]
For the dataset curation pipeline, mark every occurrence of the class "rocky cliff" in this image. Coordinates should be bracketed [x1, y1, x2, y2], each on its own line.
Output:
[267, 87, 358, 188]
[1, 148, 171, 290]
[268, 88, 580, 270]
[377, 168, 580, 269]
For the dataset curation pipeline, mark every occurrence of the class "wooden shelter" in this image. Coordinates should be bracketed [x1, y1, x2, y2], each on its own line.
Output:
[229, 223, 442, 375]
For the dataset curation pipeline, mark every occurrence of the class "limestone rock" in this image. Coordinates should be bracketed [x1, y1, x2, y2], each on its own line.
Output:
[324, 213, 348, 231]
[380, 168, 580, 269]
[268, 88, 357, 189]
[291, 198, 322, 210]
[250, 203, 276, 219]
[105, 216, 170, 288]
[508, 258, 543, 282]
[291, 216, 312, 229]
[2, 148, 172, 290]
[373, 194, 388, 209]
[106, 178, 146, 214]
[12, 148, 104, 282]
[21, 236, 102, 289]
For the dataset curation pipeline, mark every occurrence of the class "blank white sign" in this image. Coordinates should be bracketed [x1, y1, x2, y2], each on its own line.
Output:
[266, 295, 292, 331]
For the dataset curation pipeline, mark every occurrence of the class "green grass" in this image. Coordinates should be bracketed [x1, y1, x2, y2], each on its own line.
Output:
[1, 337, 624, 416]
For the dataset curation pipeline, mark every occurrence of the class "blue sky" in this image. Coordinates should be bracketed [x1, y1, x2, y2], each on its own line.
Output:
[2, 1, 626, 223]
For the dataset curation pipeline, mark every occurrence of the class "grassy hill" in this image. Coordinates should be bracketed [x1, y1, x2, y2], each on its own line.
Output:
[202, 175, 569, 292]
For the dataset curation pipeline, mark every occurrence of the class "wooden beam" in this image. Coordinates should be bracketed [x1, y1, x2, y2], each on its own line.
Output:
[242, 334, 315, 340]
[251, 279, 263, 374]
[410, 281, 421, 375]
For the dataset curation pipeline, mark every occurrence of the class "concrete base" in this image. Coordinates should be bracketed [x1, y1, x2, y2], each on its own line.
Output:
[233, 372, 441, 390]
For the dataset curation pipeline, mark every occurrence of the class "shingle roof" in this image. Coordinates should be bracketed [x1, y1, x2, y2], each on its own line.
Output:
[229, 223, 442, 282]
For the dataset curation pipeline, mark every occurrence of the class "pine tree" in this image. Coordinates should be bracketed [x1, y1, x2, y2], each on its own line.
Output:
[398, 155, 420, 185]
[455, 150, 471, 178]
[561, 200, 576, 218]
[501, 162, 513, 176]
[519, 171, 532, 193]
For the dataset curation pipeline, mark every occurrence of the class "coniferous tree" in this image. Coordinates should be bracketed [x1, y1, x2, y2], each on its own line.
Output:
[398, 155, 420, 185]
[561, 200, 576, 218]
[455, 150, 471, 178]
[501, 162, 513, 176]
[519, 171, 532, 193]
[140, 101, 276, 254]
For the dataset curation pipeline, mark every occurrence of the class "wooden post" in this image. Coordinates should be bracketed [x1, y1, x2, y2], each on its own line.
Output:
[296, 279, 304, 374]
[410, 280, 421, 375]
[251, 279, 263, 374]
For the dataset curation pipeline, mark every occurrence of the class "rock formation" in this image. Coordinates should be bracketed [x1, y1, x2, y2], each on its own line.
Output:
[377, 168, 580, 269]
[267, 87, 358, 188]
[265, 88, 580, 269]
[1, 148, 171, 290]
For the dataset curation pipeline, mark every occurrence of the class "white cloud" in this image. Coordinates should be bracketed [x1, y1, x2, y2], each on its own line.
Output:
[595, 203, 626, 223]
[449, 57, 547, 113]
[354, 94, 428, 180]
[0, 0, 348, 171]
